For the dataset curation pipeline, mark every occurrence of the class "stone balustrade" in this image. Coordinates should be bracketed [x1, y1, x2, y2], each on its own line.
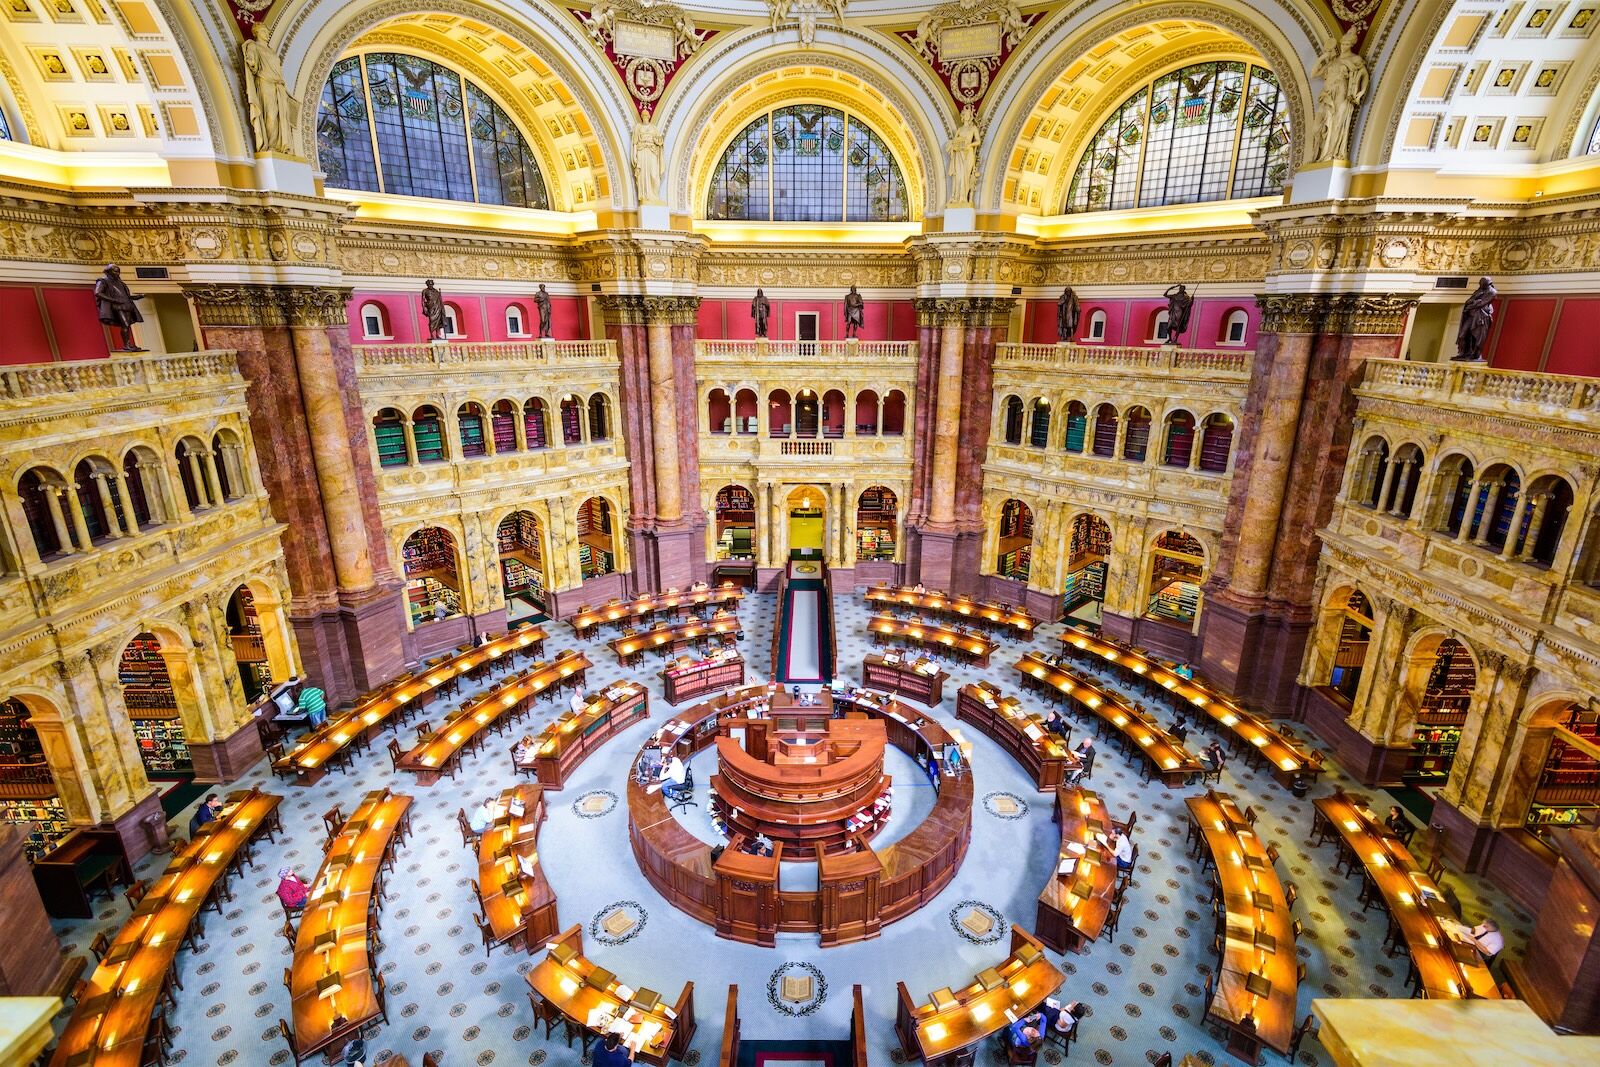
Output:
[0, 351, 240, 404]
[1359, 359, 1600, 418]
[696, 339, 918, 364]
[356, 339, 616, 372]
[994, 343, 1251, 377]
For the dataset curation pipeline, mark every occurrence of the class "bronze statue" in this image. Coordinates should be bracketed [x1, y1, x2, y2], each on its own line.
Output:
[535, 284, 553, 339]
[1454, 276, 1497, 362]
[1056, 286, 1081, 342]
[752, 288, 772, 338]
[94, 264, 145, 352]
[1163, 283, 1194, 343]
[422, 280, 447, 341]
[843, 285, 865, 339]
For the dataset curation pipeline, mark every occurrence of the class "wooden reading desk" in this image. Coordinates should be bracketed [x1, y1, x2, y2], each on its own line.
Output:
[661, 650, 746, 705]
[289, 789, 412, 1061]
[1017, 652, 1202, 785]
[608, 615, 741, 666]
[276, 626, 547, 784]
[1059, 631, 1321, 787]
[519, 681, 649, 788]
[51, 789, 282, 1067]
[865, 584, 1039, 636]
[1188, 790, 1297, 1062]
[863, 653, 948, 706]
[1313, 791, 1501, 1000]
[397, 650, 591, 784]
[956, 680, 1078, 790]
[868, 614, 995, 667]
[894, 926, 1065, 1067]
[569, 584, 744, 638]
[477, 784, 557, 953]
[1035, 787, 1119, 954]
[526, 924, 696, 1066]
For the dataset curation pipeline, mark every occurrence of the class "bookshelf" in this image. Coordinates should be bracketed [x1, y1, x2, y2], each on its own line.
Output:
[1528, 705, 1600, 833]
[1406, 639, 1474, 782]
[459, 410, 487, 457]
[716, 486, 756, 561]
[132, 717, 192, 776]
[0, 796, 70, 861]
[856, 487, 897, 561]
[560, 400, 583, 444]
[402, 527, 461, 622]
[491, 408, 518, 452]
[1145, 533, 1204, 623]
[578, 499, 615, 579]
[1063, 408, 1087, 453]
[413, 411, 446, 462]
[118, 635, 176, 712]
[525, 404, 549, 449]
[0, 698, 55, 805]
[374, 415, 409, 467]
[1061, 563, 1106, 610]
[997, 499, 1033, 580]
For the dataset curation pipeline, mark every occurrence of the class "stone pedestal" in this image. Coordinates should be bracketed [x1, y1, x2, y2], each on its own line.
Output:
[907, 525, 982, 596]
[107, 788, 165, 864]
[0, 826, 65, 996]
[188, 716, 265, 784]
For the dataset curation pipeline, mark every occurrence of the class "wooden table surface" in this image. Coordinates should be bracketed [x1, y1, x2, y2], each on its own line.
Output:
[608, 616, 741, 663]
[899, 927, 1064, 1065]
[526, 924, 683, 1067]
[397, 650, 591, 774]
[868, 614, 996, 666]
[864, 585, 1038, 634]
[1017, 652, 1202, 782]
[1036, 787, 1118, 952]
[478, 784, 553, 945]
[1188, 790, 1297, 1055]
[1314, 793, 1501, 1000]
[568, 585, 744, 634]
[290, 790, 412, 1057]
[279, 626, 547, 774]
[956, 681, 1077, 789]
[51, 790, 281, 1067]
[1058, 631, 1319, 781]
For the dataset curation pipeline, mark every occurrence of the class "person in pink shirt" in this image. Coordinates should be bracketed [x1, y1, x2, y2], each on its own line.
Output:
[276, 866, 309, 909]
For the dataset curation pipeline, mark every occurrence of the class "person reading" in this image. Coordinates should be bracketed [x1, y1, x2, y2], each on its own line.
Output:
[658, 754, 688, 802]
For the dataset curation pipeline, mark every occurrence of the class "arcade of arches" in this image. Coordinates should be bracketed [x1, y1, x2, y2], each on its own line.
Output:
[2, 0, 1600, 1061]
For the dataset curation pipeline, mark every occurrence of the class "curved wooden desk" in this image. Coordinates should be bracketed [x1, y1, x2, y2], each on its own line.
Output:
[517, 681, 649, 788]
[956, 680, 1078, 790]
[1017, 652, 1202, 785]
[1035, 787, 1119, 954]
[477, 784, 557, 953]
[865, 584, 1039, 635]
[568, 584, 744, 637]
[290, 789, 411, 1060]
[868, 615, 995, 667]
[627, 686, 972, 944]
[51, 790, 281, 1067]
[1058, 630, 1320, 786]
[608, 615, 741, 665]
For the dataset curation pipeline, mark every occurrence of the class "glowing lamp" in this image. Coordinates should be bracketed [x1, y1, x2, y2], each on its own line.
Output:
[1163, 758, 1179, 769]
[927, 1024, 948, 1041]
[560, 976, 580, 995]
[970, 1004, 992, 1023]
[1221, 714, 1238, 726]
[1252, 735, 1268, 747]
[1010, 979, 1029, 996]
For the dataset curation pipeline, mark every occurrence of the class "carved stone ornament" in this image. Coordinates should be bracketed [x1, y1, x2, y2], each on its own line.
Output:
[572, 1, 713, 114]
[913, 295, 1014, 327]
[898, 0, 1041, 109]
[767, 0, 847, 48]
[1329, 293, 1419, 336]
[181, 284, 352, 329]
[597, 293, 701, 326]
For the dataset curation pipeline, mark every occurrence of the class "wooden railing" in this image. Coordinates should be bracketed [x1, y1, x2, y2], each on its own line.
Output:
[1360, 359, 1600, 415]
[355, 339, 616, 370]
[0, 351, 240, 402]
[995, 342, 1251, 376]
[697, 339, 917, 363]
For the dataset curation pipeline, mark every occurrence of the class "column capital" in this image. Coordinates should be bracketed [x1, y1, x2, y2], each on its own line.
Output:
[181, 284, 352, 329]
[1254, 292, 1419, 335]
[912, 296, 1014, 328]
[596, 294, 701, 326]
[280, 286, 354, 329]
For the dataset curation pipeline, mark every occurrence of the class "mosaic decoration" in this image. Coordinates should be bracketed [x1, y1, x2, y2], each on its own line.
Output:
[897, 0, 1044, 112]
[587, 900, 648, 945]
[765, 961, 828, 1017]
[982, 790, 1030, 820]
[947, 899, 1008, 944]
[569, 1, 716, 117]
[572, 789, 619, 819]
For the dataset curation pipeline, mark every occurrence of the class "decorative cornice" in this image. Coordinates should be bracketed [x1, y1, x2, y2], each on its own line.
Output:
[913, 296, 1015, 327]
[1255, 292, 1418, 335]
[182, 284, 353, 329]
[1255, 293, 1327, 334]
[597, 293, 702, 326]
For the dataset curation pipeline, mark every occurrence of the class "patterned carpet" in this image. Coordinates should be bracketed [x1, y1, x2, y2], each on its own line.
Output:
[48, 591, 1531, 1067]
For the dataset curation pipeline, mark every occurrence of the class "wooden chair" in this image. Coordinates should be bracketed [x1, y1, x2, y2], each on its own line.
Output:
[1425, 854, 1446, 883]
[1284, 881, 1299, 909]
[280, 920, 298, 951]
[1292, 918, 1306, 943]
[1243, 805, 1258, 826]
[1286, 1015, 1317, 1062]
[1198, 763, 1223, 786]
[1265, 842, 1280, 866]
[124, 879, 147, 910]
[1113, 809, 1137, 835]
[423, 1055, 441, 1067]
[375, 971, 391, 1024]
[472, 911, 499, 957]
[89, 932, 110, 963]
[266, 741, 291, 779]
[388, 737, 405, 772]
[1117, 842, 1139, 883]
[1104, 899, 1124, 943]
[1295, 961, 1307, 984]
[1154, 1055, 1173, 1067]
[276, 1018, 305, 1066]
[321, 806, 344, 842]
[458, 808, 480, 848]
[527, 989, 560, 1039]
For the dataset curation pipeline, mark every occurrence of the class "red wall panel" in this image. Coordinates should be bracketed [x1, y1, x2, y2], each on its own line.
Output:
[42, 287, 111, 360]
[1489, 297, 1555, 372]
[1543, 298, 1600, 377]
[0, 287, 55, 365]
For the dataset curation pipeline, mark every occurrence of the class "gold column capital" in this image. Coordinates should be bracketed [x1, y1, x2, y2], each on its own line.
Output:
[1325, 293, 1419, 335]
[597, 293, 701, 326]
[913, 296, 1015, 328]
[182, 284, 353, 329]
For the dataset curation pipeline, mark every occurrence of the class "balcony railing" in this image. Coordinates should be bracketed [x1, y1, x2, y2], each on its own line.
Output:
[356, 340, 616, 371]
[697, 340, 918, 363]
[1360, 360, 1600, 416]
[0, 351, 240, 403]
[995, 343, 1250, 376]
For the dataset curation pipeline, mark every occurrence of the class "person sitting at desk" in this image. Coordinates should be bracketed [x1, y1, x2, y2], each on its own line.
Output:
[1385, 805, 1414, 840]
[468, 797, 496, 834]
[1043, 709, 1069, 737]
[746, 833, 774, 857]
[1006, 1013, 1044, 1050]
[1068, 745, 1096, 785]
[659, 754, 688, 801]
[276, 866, 310, 909]
[1110, 828, 1134, 872]
[188, 794, 224, 836]
[512, 734, 536, 765]
[1470, 919, 1503, 962]
[570, 690, 588, 716]
[945, 744, 963, 776]
[1170, 718, 1190, 744]
[1040, 1000, 1086, 1036]
[1199, 740, 1226, 773]
[591, 1031, 633, 1067]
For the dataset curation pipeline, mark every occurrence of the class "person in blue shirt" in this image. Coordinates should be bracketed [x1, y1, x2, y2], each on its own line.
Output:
[188, 794, 223, 837]
[591, 1031, 633, 1067]
[1006, 1013, 1044, 1050]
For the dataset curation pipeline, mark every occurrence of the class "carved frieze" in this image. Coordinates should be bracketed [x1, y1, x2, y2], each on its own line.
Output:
[913, 296, 1014, 327]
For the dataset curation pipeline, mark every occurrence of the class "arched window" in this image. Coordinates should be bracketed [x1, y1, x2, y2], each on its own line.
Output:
[1062, 401, 1088, 453]
[359, 302, 390, 339]
[0, 108, 11, 141]
[709, 389, 732, 434]
[588, 393, 611, 442]
[577, 498, 615, 579]
[175, 439, 211, 509]
[856, 486, 898, 561]
[1588, 115, 1600, 156]
[506, 304, 529, 337]
[882, 390, 906, 435]
[19, 468, 65, 558]
[1197, 414, 1234, 473]
[559, 396, 584, 445]
[734, 389, 759, 435]
[443, 303, 463, 338]
[996, 499, 1034, 580]
[768, 390, 793, 438]
[854, 390, 879, 435]
[412, 405, 446, 462]
[706, 104, 909, 222]
[401, 527, 462, 624]
[1066, 61, 1290, 213]
[1150, 310, 1170, 343]
[794, 389, 820, 438]
[715, 485, 756, 562]
[1147, 530, 1206, 625]
[1001, 396, 1025, 445]
[1220, 308, 1249, 345]
[1434, 455, 1477, 536]
[316, 53, 550, 208]
[1029, 398, 1051, 448]
[491, 400, 519, 452]
[822, 390, 846, 439]
[1091, 404, 1118, 457]
[121, 449, 158, 527]
[372, 407, 410, 467]
[458, 402, 487, 457]
[523, 398, 549, 450]
[1123, 406, 1152, 461]
[1085, 309, 1107, 341]
[1162, 410, 1196, 467]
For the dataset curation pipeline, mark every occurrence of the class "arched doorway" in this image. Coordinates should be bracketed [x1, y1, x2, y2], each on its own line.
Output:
[1145, 530, 1205, 625]
[1523, 701, 1600, 837]
[401, 527, 464, 626]
[856, 486, 897, 561]
[0, 697, 71, 860]
[786, 486, 826, 559]
[1063, 513, 1112, 626]
[714, 485, 757, 562]
[496, 511, 548, 624]
[996, 498, 1034, 580]
[577, 497, 617, 579]
[225, 586, 274, 702]
[1400, 636, 1476, 784]
[1328, 589, 1374, 705]
[118, 631, 192, 779]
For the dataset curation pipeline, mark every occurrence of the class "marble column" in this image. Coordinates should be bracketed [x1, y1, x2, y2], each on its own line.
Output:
[91, 475, 123, 537]
[1473, 480, 1506, 546]
[1454, 478, 1483, 542]
[112, 472, 140, 535]
[65, 487, 93, 551]
[42, 487, 73, 554]
[1518, 494, 1552, 561]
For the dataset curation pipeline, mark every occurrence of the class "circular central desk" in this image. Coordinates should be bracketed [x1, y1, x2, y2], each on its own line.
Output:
[627, 685, 972, 946]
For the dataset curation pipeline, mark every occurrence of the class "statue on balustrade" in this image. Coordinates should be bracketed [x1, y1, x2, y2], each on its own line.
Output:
[752, 288, 772, 338]
[241, 23, 297, 155]
[1163, 283, 1194, 343]
[94, 264, 145, 352]
[422, 280, 447, 341]
[1056, 286, 1080, 342]
[1454, 276, 1497, 362]
[843, 285, 865, 339]
[535, 284, 553, 339]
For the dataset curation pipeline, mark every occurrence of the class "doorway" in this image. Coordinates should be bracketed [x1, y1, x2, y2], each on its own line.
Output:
[787, 486, 825, 558]
[796, 311, 818, 355]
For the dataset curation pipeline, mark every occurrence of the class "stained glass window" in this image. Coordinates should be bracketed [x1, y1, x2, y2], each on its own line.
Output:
[706, 105, 908, 222]
[0, 107, 12, 141]
[1588, 116, 1600, 155]
[316, 52, 549, 209]
[1065, 61, 1289, 213]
